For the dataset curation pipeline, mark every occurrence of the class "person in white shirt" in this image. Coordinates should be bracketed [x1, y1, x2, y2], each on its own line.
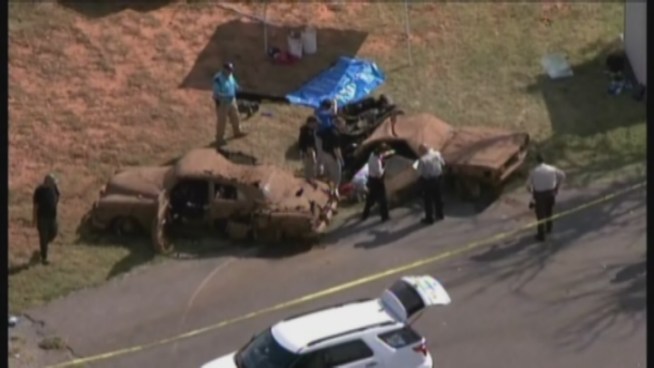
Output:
[415, 144, 446, 224]
[361, 143, 395, 222]
[351, 163, 370, 202]
[527, 153, 566, 241]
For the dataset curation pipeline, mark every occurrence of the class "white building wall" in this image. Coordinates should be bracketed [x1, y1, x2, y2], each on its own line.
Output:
[624, 1, 647, 86]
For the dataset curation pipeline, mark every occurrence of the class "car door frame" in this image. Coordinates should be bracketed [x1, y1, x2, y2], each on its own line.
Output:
[209, 179, 256, 221]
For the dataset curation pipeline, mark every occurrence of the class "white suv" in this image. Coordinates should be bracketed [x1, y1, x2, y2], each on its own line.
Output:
[202, 275, 451, 368]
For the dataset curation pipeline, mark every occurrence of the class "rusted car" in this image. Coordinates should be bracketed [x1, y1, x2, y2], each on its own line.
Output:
[87, 148, 338, 252]
[352, 113, 530, 202]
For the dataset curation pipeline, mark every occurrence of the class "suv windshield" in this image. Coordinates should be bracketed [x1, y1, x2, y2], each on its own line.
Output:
[236, 328, 298, 368]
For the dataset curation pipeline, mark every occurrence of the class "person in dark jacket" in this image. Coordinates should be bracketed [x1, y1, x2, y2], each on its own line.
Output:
[298, 117, 318, 183]
[32, 174, 60, 265]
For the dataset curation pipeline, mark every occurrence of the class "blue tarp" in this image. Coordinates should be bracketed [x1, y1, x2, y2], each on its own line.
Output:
[286, 57, 386, 109]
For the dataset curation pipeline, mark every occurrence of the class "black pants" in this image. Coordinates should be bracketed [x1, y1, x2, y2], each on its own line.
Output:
[362, 177, 389, 220]
[421, 176, 443, 221]
[533, 190, 555, 238]
[37, 217, 58, 262]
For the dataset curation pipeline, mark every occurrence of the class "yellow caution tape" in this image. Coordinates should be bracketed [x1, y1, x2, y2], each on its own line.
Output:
[46, 181, 646, 368]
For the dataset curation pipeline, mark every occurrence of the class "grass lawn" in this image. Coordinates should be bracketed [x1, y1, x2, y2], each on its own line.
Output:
[8, 2, 645, 313]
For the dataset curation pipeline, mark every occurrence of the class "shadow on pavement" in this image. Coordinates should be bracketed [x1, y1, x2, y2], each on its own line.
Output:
[353, 221, 425, 249]
[322, 192, 479, 249]
[442, 177, 646, 351]
[453, 178, 645, 290]
[550, 256, 646, 352]
[469, 234, 535, 263]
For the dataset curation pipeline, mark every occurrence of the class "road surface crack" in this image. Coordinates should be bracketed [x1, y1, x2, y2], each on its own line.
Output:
[22, 313, 81, 359]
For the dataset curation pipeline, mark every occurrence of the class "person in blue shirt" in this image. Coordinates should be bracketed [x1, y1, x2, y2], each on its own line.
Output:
[313, 99, 344, 198]
[314, 99, 338, 133]
[213, 62, 245, 145]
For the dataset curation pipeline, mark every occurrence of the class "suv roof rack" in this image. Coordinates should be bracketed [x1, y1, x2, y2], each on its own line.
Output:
[280, 298, 373, 323]
[306, 321, 397, 348]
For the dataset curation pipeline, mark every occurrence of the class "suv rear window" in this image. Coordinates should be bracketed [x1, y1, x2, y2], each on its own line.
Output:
[389, 280, 426, 317]
[378, 326, 423, 349]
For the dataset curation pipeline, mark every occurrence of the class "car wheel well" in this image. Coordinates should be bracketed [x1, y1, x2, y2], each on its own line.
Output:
[110, 216, 142, 236]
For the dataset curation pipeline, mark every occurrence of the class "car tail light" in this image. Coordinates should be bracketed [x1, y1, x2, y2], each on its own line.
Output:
[412, 341, 428, 356]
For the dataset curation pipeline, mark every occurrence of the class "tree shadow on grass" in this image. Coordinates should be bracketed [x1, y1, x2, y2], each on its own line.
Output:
[8, 251, 43, 276]
[526, 38, 645, 138]
[526, 39, 647, 187]
[180, 19, 368, 98]
[74, 216, 156, 280]
[57, 0, 174, 19]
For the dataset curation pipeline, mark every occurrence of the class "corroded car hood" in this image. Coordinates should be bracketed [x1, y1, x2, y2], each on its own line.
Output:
[358, 113, 528, 169]
[262, 169, 333, 214]
[104, 166, 171, 199]
[442, 127, 529, 169]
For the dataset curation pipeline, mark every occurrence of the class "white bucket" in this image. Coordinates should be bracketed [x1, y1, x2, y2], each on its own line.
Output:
[301, 26, 317, 54]
[287, 32, 303, 59]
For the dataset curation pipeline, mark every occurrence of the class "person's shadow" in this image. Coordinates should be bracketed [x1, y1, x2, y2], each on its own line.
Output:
[353, 221, 425, 249]
[9, 251, 42, 275]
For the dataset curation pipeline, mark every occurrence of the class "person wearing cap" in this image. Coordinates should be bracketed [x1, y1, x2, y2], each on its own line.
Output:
[361, 143, 395, 222]
[415, 144, 445, 225]
[213, 62, 245, 145]
[32, 174, 60, 265]
[527, 153, 566, 242]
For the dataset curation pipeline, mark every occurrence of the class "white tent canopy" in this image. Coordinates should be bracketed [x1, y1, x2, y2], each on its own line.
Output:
[215, 1, 414, 65]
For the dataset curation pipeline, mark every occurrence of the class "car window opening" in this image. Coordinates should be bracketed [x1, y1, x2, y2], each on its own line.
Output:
[236, 328, 299, 368]
[215, 183, 238, 200]
[349, 140, 417, 177]
[170, 179, 209, 220]
[389, 280, 426, 318]
[378, 326, 423, 349]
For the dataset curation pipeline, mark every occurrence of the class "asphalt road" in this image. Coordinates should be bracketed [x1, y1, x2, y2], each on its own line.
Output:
[25, 181, 646, 368]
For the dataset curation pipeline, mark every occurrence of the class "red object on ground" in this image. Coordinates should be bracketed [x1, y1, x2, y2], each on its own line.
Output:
[339, 182, 355, 198]
[271, 50, 299, 65]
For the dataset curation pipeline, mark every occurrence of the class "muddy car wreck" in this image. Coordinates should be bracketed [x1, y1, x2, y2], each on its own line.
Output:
[352, 113, 530, 203]
[87, 148, 338, 252]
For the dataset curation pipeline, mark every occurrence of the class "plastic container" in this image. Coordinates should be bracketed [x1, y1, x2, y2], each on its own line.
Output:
[301, 26, 317, 54]
[541, 53, 573, 79]
[287, 32, 303, 59]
